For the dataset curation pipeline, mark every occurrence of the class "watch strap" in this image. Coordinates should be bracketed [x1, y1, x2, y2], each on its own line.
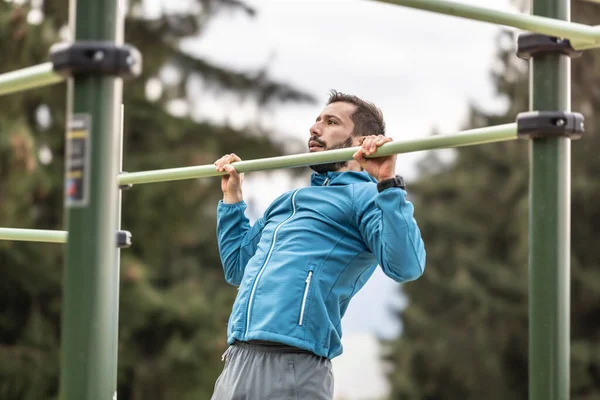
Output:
[377, 175, 406, 193]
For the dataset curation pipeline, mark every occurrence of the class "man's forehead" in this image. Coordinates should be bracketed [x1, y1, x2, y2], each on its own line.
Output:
[321, 102, 356, 119]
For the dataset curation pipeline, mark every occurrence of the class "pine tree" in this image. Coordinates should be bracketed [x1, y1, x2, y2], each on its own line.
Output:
[384, 1, 600, 399]
[0, 1, 313, 399]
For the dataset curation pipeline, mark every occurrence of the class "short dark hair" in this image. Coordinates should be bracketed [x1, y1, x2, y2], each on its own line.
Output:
[327, 90, 386, 137]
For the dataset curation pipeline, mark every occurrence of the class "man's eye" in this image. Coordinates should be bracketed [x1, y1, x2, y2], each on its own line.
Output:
[328, 119, 336, 125]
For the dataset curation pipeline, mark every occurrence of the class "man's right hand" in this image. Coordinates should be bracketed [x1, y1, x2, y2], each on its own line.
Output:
[214, 153, 244, 204]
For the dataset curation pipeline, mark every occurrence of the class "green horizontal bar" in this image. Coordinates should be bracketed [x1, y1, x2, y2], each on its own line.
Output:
[0, 63, 65, 97]
[370, 0, 600, 49]
[0, 228, 67, 243]
[118, 123, 518, 186]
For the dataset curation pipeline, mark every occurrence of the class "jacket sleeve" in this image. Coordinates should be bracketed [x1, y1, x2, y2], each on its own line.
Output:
[353, 185, 426, 283]
[216, 200, 265, 286]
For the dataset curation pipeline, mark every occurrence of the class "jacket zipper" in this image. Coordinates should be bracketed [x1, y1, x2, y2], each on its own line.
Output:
[245, 189, 300, 336]
[298, 270, 313, 326]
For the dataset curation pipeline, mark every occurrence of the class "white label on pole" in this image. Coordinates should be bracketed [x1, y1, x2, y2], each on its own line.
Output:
[65, 114, 91, 207]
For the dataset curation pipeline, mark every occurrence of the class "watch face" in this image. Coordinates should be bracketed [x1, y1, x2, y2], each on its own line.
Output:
[396, 176, 406, 189]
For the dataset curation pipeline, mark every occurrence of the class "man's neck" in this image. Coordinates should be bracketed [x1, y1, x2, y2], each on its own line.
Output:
[337, 160, 362, 173]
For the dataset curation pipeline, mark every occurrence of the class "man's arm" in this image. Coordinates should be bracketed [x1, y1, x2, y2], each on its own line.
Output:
[354, 186, 426, 282]
[217, 202, 265, 286]
[352, 135, 426, 282]
[214, 153, 263, 286]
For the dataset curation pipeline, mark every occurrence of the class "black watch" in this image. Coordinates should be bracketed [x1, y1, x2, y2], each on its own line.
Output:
[377, 175, 406, 193]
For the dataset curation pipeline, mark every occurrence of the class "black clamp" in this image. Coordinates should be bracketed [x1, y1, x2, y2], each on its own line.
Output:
[517, 33, 582, 60]
[119, 172, 133, 190]
[517, 111, 584, 140]
[117, 230, 132, 248]
[50, 41, 142, 78]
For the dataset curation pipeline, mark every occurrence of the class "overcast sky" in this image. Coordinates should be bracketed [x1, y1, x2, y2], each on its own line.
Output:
[176, 0, 518, 397]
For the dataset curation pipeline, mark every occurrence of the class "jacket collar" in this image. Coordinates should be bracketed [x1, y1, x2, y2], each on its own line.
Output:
[310, 170, 377, 187]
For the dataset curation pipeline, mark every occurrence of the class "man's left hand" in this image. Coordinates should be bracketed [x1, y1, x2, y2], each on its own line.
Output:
[353, 135, 397, 182]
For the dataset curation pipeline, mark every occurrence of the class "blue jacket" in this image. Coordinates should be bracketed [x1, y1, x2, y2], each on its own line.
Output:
[216, 170, 425, 359]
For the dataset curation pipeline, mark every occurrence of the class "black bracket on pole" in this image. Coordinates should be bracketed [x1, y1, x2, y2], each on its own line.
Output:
[517, 111, 584, 140]
[117, 230, 132, 248]
[516, 33, 582, 60]
[49, 41, 142, 78]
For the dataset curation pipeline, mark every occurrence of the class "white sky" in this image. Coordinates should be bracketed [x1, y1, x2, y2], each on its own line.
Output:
[178, 0, 518, 398]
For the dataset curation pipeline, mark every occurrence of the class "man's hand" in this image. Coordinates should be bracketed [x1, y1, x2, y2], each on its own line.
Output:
[353, 135, 397, 182]
[214, 153, 244, 204]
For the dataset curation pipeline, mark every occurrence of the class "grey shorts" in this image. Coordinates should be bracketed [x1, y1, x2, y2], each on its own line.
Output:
[211, 341, 334, 400]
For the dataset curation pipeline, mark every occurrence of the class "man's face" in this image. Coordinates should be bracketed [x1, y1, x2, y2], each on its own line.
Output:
[308, 102, 358, 173]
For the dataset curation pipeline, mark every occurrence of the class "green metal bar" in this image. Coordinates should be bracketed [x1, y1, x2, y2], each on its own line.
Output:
[0, 228, 131, 247]
[528, 0, 571, 398]
[59, 0, 124, 398]
[118, 123, 518, 186]
[370, 0, 600, 49]
[0, 63, 64, 97]
[0, 227, 66, 243]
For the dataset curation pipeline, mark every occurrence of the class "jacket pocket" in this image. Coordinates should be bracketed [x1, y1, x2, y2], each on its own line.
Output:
[298, 267, 314, 326]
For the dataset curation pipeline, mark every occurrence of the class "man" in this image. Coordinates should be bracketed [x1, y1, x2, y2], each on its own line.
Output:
[212, 90, 426, 399]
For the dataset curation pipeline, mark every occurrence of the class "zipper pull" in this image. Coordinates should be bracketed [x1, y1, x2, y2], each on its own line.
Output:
[306, 271, 312, 284]
[322, 177, 330, 186]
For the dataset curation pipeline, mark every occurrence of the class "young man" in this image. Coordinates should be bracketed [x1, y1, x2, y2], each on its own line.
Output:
[211, 91, 426, 399]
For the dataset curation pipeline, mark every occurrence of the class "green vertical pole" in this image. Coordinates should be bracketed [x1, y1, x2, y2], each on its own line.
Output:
[529, 0, 571, 399]
[111, 104, 125, 391]
[59, 0, 124, 397]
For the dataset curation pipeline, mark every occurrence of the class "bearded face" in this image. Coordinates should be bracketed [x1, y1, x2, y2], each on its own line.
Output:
[308, 102, 358, 174]
[308, 136, 354, 174]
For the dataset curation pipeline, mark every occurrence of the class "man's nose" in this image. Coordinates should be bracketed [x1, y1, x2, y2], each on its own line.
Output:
[310, 122, 322, 137]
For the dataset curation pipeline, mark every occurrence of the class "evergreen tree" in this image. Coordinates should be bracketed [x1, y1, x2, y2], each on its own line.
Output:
[0, 1, 313, 399]
[384, 1, 600, 399]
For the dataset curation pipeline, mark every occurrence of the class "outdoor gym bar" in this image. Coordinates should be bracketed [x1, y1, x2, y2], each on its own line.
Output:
[0, 228, 67, 243]
[0, 62, 64, 96]
[372, 0, 600, 49]
[118, 123, 518, 185]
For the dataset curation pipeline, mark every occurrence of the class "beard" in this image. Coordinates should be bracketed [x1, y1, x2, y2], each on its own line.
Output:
[309, 136, 354, 174]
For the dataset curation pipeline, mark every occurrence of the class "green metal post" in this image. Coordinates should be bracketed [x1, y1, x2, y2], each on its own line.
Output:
[529, 0, 571, 399]
[59, 0, 124, 398]
[111, 105, 125, 392]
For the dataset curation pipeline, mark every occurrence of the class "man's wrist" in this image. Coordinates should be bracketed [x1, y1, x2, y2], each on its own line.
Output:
[223, 190, 243, 204]
[377, 174, 396, 182]
[376, 175, 406, 192]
